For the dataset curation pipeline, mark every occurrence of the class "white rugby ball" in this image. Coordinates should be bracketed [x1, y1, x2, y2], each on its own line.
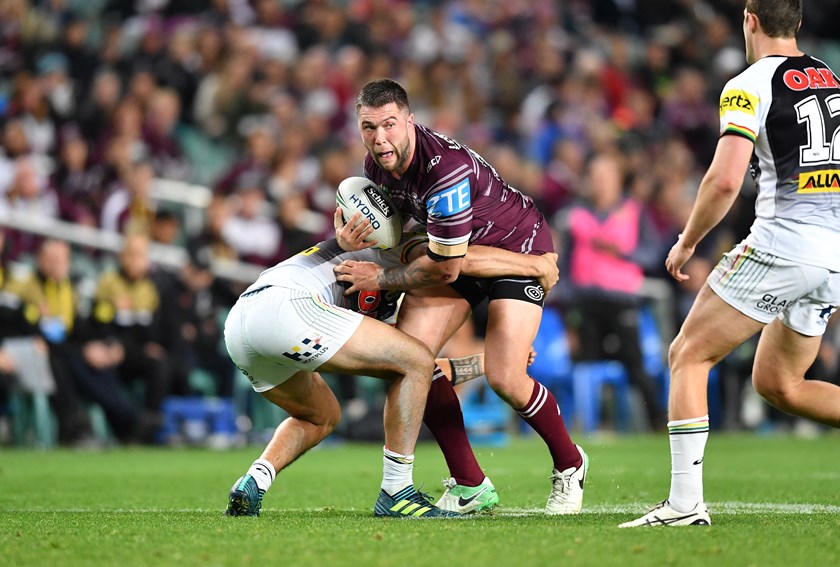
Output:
[336, 176, 402, 250]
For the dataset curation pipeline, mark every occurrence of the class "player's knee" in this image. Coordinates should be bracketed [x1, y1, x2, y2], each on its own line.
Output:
[396, 338, 435, 378]
[485, 370, 518, 399]
[753, 375, 796, 410]
[315, 398, 342, 438]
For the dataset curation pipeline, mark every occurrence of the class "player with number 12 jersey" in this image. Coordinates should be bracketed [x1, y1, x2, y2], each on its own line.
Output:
[720, 53, 840, 269]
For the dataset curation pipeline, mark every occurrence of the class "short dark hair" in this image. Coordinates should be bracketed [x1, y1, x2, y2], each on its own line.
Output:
[746, 0, 802, 38]
[355, 79, 410, 114]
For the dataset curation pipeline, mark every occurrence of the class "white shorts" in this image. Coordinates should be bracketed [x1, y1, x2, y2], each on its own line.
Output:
[708, 241, 840, 336]
[224, 285, 364, 392]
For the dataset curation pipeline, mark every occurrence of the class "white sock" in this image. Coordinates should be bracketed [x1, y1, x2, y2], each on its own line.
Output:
[382, 446, 414, 496]
[667, 416, 709, 512]
[247, 458, 276, 494]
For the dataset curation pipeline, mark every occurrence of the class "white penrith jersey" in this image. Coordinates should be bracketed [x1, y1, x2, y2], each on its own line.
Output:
[242, 233, 427, 321]
[720, 54, 840, 271]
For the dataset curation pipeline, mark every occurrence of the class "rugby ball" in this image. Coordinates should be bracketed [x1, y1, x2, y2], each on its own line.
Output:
[336, 176, 402, 250]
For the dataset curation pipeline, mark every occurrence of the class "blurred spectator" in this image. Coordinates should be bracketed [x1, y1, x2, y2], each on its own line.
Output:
[88, 233, 180, 442]
[155, 247, 237, 399]
[0, 239, 97, 446]
[188, 194, 238, 264]
[53, 124, 104, 227]
[143, 87, 190, 180]
[557, 152, 666, 430]
[0, 157, 59, 259]
[221, 176, 280, 265]
[214, 123, 275, 196]
[101, 160, 156, 234]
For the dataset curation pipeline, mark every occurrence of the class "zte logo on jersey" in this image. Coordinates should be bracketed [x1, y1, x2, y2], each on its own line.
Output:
[719, 90, 758, 116]
[427, 179, 471, 218]
[784, 67, 840, 91]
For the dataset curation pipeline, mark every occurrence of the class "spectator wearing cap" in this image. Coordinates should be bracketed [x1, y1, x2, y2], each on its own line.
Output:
[154, 243, 238, 399]
[37, 52, 76, 121]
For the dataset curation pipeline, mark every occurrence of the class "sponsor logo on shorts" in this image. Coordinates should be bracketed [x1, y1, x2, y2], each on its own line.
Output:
[363, 185, 394, 218]
[524, 285, 545, 302]
[427, 179, 471, 218]
[756, 293, 789, 314]
[817, 305, 837, 325]
[719, 89, 758, 116]
[798, 170, 840, 192]
[283, 336, 329, 363]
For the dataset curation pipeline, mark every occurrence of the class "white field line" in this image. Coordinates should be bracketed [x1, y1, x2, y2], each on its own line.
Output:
[8, 502, 840, 515]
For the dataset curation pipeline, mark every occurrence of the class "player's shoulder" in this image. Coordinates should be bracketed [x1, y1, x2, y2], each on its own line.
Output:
[724, 57, 784, 92]
[414, 124, 471, 179]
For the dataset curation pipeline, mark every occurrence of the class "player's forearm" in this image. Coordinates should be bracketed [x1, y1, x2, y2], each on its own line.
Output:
[461, 245, 539, 278]
[681, 174, 741, 249]
[447, 353, 485, 385]
[376, 255, 461, 290]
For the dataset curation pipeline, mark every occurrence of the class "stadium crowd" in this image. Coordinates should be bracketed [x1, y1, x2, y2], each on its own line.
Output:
[1, 0, 840, 446]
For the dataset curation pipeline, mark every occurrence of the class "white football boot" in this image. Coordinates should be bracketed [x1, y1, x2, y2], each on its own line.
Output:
[435, 476, 499, 514]
[545, 444, 588, 515]
[618, 500, 711, 528]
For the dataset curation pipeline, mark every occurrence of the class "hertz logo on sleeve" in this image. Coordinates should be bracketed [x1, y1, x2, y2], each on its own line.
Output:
[719, 89, 759, 116]
[798, 170, 840, 192]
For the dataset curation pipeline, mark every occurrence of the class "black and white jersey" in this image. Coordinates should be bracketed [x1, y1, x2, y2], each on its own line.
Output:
[241, 233, 427, 322]
[720, 54, 840, 270]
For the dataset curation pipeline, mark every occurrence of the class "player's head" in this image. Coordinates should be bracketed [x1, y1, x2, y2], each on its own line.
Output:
[356, 79, 415, 176]
[743, 0, 802, 64]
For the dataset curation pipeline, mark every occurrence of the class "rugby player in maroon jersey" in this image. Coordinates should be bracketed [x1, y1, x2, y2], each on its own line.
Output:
[335, 79, 588, 514]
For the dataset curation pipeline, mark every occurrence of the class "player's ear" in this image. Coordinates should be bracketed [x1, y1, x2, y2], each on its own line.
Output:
[407, 113, 414, 128]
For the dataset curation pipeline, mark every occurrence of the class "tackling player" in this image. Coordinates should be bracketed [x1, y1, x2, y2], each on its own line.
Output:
[336, 79, 588, 515]
[223, 217, 559, 518]
[621, 0, 840, 527]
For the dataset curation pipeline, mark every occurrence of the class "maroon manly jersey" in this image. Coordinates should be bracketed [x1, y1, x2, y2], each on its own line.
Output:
[364, 124, 553, 259]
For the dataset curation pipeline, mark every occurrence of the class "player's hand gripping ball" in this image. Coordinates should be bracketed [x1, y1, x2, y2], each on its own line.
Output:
[336, 176, 402, 250]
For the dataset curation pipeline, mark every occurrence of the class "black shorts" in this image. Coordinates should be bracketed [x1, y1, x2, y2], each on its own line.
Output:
[449, 276, 546, 309]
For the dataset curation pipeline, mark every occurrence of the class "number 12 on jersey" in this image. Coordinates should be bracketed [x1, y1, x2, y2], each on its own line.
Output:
[796, 94, 840, 166]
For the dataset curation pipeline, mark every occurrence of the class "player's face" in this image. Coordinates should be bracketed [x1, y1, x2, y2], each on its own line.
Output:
[358, 103, 414, 176]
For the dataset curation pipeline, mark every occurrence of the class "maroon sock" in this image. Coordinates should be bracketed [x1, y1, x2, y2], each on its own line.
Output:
[423, 366, 485, 487]
[517, 378, 581, 471]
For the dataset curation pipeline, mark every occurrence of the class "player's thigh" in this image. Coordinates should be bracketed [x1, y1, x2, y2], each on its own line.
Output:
[260, 370, 340, 426]
[752, 320, 821, 394]
[675, 283, 764, 365]
[484, 298, 542, 379]
[396, 286, 471, 355]
[752, 270, 840, 392]
[317, 315, 435, 380]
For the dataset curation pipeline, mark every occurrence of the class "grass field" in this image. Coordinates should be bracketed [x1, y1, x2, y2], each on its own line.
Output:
[2, 433, 839, 567]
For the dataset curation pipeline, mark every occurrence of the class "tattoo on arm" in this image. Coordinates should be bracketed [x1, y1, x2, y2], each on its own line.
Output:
[449, 354, 485, 386]
[377, 264, 451, 290]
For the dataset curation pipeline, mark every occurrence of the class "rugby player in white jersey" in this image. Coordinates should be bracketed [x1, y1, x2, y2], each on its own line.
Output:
[223, 213, 559, 518]
[621, 0, 840, 527]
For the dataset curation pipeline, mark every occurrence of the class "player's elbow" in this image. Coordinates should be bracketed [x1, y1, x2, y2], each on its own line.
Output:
[704, 172, 742, 197]
[434, 260, 462, 283]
